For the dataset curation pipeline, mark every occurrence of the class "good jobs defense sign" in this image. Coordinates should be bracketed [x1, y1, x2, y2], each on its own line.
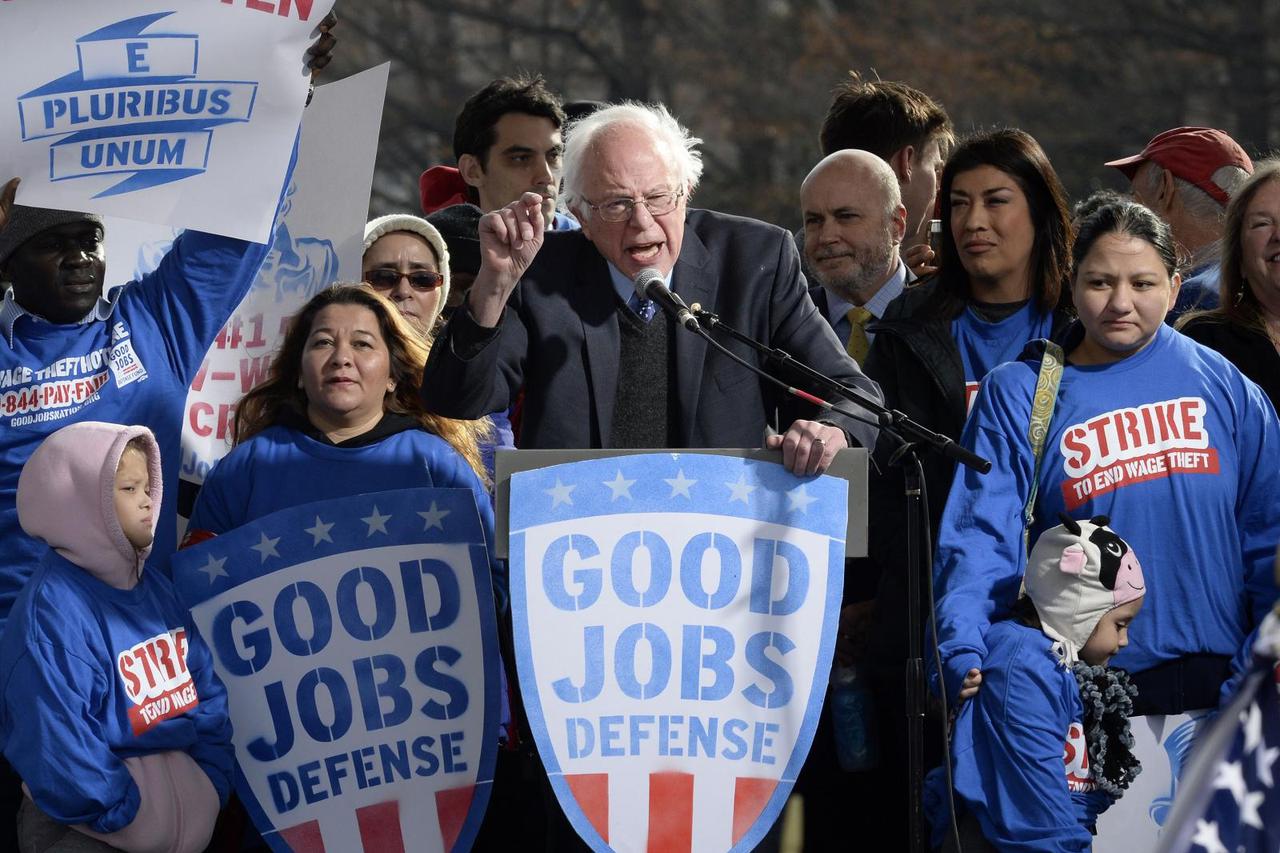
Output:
[0, 0, 335, 243]
[172, 488, 501, 853]
[509, 454, 847, 853]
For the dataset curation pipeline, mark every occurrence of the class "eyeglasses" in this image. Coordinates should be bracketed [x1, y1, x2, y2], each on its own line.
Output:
[364, 269, 444, 291]
[585, 187, 684, 223]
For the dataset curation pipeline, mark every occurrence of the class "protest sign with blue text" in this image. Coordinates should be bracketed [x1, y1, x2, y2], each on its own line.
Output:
[0, 0, 335, 243]
[171, 488, 501, 853]
[102, 64, 389, 529]
[510, 454, 847, 853]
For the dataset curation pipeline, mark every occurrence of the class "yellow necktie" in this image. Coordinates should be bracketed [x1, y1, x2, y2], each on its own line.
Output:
[845, 306, 873, 365]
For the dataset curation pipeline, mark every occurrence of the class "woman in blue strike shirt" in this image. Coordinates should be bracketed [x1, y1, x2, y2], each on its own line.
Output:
[933, 198, 1280, 717]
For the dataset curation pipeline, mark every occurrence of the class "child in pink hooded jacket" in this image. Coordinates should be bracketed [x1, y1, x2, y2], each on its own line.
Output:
[0, 422, 232, 853]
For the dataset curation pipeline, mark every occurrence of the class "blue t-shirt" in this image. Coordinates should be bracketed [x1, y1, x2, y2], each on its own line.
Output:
[952, 301, 1055, 414]
[188, 424, 513, 742]
[0, 551, 231, 832]
[933, 325, 1280, 700]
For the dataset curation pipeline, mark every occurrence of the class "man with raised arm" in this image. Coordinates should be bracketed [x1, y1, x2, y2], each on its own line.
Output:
[421, 102, 882, 472]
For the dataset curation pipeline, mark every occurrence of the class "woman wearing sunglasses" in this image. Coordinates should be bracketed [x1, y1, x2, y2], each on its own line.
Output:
[362, 214, 452, 330]
[363, 212, 515, 488]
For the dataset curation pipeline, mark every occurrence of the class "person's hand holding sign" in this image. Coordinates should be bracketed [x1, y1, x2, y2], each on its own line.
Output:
[0, 178, 17, 234]
[306, 11, 338, 74]
[302, 11, 337, 106]
[467, 192, 546, 328]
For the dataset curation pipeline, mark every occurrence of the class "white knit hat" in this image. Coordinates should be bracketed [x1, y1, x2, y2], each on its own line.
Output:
[362, 214, 451, 323]
[1025, 514, 1146, 664]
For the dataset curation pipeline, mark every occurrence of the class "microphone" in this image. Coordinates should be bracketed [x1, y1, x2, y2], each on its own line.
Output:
[633, 268, 699, 330]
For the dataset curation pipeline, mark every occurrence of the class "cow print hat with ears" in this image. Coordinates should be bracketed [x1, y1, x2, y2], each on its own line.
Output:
[1025, 513, 1146, 665]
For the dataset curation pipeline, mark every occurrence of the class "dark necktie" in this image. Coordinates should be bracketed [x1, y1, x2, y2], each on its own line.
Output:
[628, 292, 657, 322]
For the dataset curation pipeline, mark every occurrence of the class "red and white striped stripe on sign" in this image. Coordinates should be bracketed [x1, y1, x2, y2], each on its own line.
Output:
[272, 784, 476, 853]
[564, 772, 779, 851]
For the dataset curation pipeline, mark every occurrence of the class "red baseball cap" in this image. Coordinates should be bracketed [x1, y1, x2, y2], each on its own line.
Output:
[1106, 126, 1253, 207]
[419, 165, 471, 215]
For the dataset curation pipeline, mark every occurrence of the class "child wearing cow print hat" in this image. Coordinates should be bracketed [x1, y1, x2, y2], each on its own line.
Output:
[925, 514, 1146, 851]
[1025, 513, 1146, 671]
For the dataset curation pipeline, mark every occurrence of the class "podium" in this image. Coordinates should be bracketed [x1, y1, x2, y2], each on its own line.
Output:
[492, 449, 866, 853]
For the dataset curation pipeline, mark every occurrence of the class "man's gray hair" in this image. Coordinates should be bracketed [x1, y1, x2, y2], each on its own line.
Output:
[561, 102, 704, 213]
[1136, 162, 1252, 224]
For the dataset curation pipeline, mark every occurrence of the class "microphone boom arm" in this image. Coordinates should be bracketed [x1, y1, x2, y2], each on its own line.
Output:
[689, 304, 990, 473]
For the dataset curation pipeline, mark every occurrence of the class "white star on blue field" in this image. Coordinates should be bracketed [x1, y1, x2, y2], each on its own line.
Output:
[417, 501, 451, 531]
[250, 532, 280, 562]
[361, 505, 392, 536]
[305, 516, 334, 545]
[168, 489, 490, 603]
[510, 453, 847, 541]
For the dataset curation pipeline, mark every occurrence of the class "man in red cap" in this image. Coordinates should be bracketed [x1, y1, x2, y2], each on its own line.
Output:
[1106, 126, 1253, 319]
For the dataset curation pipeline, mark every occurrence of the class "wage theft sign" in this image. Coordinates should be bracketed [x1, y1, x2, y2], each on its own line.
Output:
[171, 488, 501, 853]
[510, 454, 847, 853]
[0, 0, 335, 243]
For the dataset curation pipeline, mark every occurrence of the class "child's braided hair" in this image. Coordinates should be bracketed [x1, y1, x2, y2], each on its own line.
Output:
[1071, 662, 1141, 798]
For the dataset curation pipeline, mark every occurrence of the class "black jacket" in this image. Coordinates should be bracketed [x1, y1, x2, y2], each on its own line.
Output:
[1180, 315, 1280, 414]
[860, 279, 1073, 667]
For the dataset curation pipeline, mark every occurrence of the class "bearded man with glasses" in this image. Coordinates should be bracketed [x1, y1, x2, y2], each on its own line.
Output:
[422, 102, 882, 475]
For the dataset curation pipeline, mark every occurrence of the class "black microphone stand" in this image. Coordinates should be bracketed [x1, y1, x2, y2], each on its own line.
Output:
[687, 306, 988, 472]
[687, 305, 989, 853]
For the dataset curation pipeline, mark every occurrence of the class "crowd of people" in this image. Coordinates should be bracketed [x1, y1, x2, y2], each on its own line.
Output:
[0, 16, 1277, 852]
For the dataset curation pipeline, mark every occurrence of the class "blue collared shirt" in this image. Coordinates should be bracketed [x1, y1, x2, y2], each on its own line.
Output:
[608, 263, 674, 318]
[551, 210, 582, 232]
[0, 285, 122, 347]
[822, 259, 907, 347]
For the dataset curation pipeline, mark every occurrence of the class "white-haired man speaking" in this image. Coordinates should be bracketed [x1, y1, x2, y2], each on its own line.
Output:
[421, 102, 882, 473]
